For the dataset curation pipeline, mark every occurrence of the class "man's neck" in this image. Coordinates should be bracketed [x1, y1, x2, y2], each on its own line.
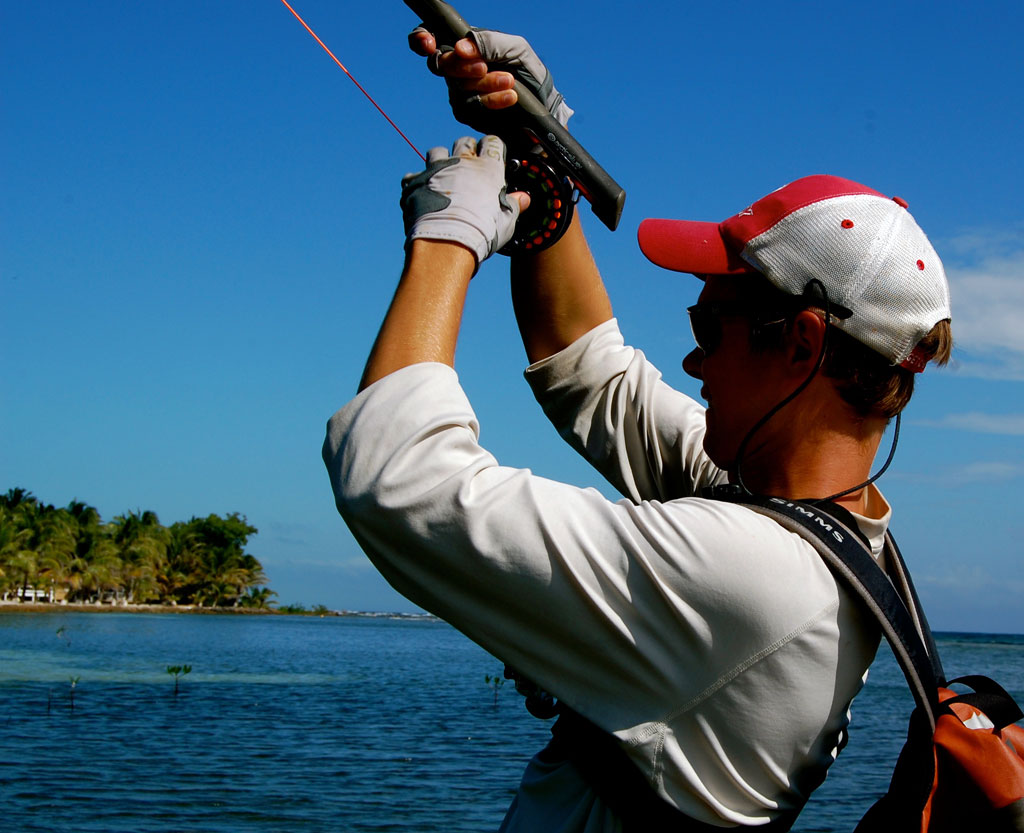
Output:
[731, 418, 889, 518]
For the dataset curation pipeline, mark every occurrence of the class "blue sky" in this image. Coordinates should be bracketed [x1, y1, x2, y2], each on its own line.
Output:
[3, 1, 1022, 632]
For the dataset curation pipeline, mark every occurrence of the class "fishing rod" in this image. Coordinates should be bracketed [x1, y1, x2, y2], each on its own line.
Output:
[280, 0, 626, 254]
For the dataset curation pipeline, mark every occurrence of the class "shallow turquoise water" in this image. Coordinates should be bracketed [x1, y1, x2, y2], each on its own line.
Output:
[1, 611, 1021, 832]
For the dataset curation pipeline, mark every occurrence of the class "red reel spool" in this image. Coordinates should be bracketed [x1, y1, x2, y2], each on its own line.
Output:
[500, 156, 576, 255]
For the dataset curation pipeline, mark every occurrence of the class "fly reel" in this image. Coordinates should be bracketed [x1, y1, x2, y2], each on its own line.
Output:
[500, 148, 577, 256]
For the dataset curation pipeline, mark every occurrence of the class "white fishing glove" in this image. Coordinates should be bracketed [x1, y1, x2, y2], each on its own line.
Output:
[423, 28, 574, 130]
[400, 135, 521, 267]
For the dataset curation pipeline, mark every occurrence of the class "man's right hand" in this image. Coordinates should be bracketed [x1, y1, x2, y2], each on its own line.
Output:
[409, 24, 609, 365]
[408, 28, 573, 131]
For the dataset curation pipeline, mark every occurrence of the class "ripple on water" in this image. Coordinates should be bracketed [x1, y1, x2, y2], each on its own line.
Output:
[1, 613, 1020, 832]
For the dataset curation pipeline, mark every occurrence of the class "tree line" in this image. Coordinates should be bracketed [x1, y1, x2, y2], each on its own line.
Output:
[0, 488, 275, 608]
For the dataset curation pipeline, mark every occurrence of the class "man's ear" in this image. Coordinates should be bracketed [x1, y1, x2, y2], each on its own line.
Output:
[786, 310, 828, 370]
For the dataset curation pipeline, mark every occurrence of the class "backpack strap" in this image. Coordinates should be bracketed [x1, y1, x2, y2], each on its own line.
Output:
[942, 675, 1024, 730]
[715, 493, 943, 730]
[879, 531, 945, 685]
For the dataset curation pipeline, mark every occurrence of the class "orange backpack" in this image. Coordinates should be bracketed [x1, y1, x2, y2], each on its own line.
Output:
[745, 496, 1024, 832]
[852, 673, 1024, 832]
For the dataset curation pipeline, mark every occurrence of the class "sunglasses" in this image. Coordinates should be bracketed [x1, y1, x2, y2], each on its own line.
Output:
[686, 301, 790, 355]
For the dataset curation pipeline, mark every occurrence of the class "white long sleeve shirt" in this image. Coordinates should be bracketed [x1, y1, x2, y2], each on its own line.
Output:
[324, 319, 886, 829]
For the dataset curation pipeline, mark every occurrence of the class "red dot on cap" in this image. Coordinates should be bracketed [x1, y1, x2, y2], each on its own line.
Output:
[893, 196, 909, 209]
[917, 259, 925, 270]
[841, 219, 855, 229]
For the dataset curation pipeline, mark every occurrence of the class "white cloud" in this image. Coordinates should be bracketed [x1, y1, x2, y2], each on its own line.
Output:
[919, 564, 1024, 595]
[255, 552, 375, 572]
[943, 461, 1024, 483]
[915, 565, 1024, 632]
[917, 412, 1024, 435]
[942, 226, 1024, 381]
[890, 460, 1024, 486]
[944, 225, 1024, 259]
[947, 356, 1024, 381]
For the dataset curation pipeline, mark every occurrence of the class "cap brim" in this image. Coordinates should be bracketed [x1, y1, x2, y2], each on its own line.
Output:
[638, 219, 755, 275]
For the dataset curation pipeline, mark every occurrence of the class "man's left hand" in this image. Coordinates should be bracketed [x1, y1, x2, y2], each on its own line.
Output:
[401, 135, 529, 268]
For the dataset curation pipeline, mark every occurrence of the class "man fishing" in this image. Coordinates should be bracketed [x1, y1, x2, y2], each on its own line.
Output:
[322, 25, 952, 831]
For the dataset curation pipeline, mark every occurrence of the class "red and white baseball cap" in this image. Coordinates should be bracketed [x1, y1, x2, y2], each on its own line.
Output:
[638, 175, 952, 371]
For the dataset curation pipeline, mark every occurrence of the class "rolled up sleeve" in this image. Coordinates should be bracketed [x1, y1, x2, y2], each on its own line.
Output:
[524, 319, 726, 503]
[324, 362, 668, 718]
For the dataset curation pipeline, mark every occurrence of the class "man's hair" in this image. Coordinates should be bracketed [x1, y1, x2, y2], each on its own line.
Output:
[819, 320, 952, 418]
[747, 277, 953, 418]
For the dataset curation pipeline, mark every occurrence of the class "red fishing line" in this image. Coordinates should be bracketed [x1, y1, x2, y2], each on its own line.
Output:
[280, 0, 425, 161]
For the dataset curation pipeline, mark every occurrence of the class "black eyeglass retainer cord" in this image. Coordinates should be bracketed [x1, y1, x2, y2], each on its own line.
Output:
[730, 280, 901, 503]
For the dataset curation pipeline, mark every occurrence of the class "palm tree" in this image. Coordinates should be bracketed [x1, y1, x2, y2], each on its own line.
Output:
[160, 522, 206, 604]
[110, 510, 169, 603]
[0, 505, 34, 600]
[185, 513, 259, 607]
[32, 506, 76, 601]
[2, 496, 43, 600]
[238, 586, 278, 609]
[238, 553, 268, 589]
[1, 487, 37, 510]
[0, 499, 74, 601]
[61, 501, 119, 602]
[8, 552, 39, 601]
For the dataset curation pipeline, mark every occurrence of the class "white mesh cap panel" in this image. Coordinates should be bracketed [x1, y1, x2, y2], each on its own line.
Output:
[740, 194, 950, 365]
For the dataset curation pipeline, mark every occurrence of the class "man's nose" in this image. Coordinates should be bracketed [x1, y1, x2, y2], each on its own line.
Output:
[682, 347, 704, 380]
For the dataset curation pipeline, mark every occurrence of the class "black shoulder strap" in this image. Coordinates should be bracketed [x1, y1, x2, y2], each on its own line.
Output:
[716, 493, 944, 729]
[878, 531, 944, 684]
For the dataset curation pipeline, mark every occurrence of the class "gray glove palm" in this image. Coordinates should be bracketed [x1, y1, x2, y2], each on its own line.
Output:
[401, 135, 521, 267]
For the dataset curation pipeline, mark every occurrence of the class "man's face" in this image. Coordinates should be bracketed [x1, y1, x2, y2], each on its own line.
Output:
[682, 275, 789, 469]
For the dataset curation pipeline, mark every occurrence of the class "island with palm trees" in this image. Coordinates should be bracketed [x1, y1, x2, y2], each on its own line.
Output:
[0, 488, 276, 609]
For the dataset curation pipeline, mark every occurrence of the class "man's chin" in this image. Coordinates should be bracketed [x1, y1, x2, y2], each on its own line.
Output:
[701, 433, 734, 472]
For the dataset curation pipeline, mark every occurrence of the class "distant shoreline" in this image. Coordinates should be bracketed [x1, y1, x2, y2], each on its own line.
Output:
[0, 603, 1014, 636]
[0, 600, 438, 621]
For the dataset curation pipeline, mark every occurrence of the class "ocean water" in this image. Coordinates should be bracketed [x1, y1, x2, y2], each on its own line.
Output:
[1, 611, 1021, 833]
